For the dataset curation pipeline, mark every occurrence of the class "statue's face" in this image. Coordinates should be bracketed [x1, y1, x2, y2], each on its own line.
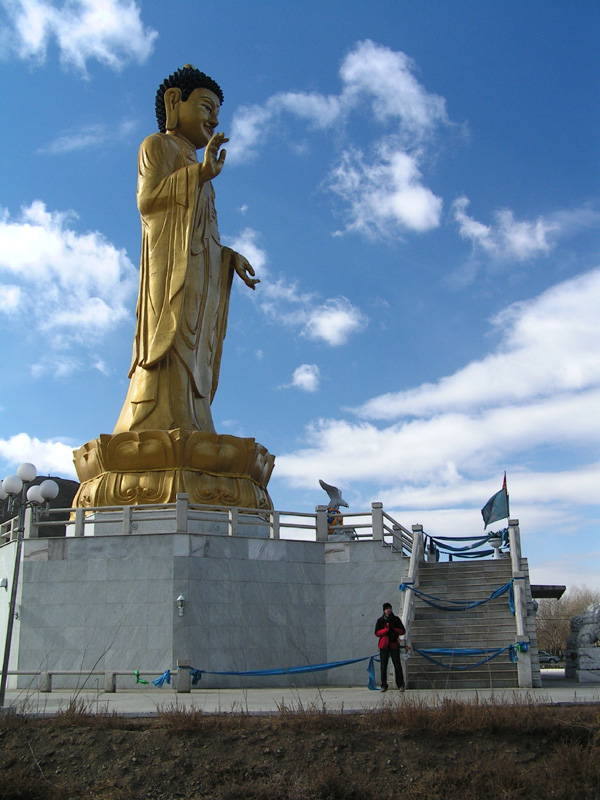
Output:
[175, 88, 221, 149]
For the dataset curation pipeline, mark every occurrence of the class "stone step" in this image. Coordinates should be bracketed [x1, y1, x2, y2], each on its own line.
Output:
[412, 620, 517, 631]
[404, 551, 534, 689]
[413, 603, 512, 615]
[419, 564, 513, 574]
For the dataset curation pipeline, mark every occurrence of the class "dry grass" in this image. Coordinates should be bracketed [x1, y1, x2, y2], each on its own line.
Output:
[1, 698, 599, 799]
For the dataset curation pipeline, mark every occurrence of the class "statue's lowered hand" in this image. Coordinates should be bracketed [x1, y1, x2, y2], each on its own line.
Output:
[233, 253, 260, 290]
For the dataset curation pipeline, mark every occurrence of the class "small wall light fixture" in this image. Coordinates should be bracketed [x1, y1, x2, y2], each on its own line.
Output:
[0, 578, 7, 591]
[176, 594, 185, 617]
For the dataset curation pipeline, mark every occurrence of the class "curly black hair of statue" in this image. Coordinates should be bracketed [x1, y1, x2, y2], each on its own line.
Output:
[155, 65, 224, 133]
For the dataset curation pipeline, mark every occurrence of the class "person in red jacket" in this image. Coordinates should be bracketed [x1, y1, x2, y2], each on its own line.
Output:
[375, 602, 406, 692]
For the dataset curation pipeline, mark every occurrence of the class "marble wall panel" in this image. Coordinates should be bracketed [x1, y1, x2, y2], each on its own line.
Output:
[85, 558, 107, 582]
[84, 601, 108, 628]
[23, 540, 49, 562]
[44, 560, 70, 583]
[48, 538, 68, 561]
[290, 541, 323, 564]
[172, 534, 190, 557]
[41, 581, 88, 608]
[189, 536, 210, 558]
[324, 543, 350, 563]
[66, 537, 105, 559]
[248, 539, 287, 562]
[22, 561, 48, 585]
[204, 537, 232, 560]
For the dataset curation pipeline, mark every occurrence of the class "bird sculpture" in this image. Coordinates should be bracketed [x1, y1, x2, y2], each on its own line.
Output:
[319, 479, 349, 510]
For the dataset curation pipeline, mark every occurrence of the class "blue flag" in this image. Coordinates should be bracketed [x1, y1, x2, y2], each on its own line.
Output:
[481, 473, 509, 528]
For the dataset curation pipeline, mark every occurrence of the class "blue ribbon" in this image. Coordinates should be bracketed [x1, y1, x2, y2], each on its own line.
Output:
[400, 580, 515, 613]
[367, 656, 378, 691]
[191, 655, 374, 678]
[508, 641, 529, 662]
[152, 669, 171, 687]
[430, 528, 508, 547]
[413, 641, 529, 670]
[143, 656, 381, 689]
[190, 668, 202, 685]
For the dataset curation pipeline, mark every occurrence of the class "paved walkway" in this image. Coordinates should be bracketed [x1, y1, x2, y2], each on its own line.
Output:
[2, 670, 599, 716]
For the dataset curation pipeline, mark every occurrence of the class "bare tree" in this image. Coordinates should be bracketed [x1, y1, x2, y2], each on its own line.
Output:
[536, 586, 600, 656]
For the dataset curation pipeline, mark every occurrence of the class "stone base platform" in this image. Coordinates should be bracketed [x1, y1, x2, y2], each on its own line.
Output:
[72, 429, 275, 509]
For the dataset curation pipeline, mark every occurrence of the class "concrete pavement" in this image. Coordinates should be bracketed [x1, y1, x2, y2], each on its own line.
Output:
[2, 670, 599, 716]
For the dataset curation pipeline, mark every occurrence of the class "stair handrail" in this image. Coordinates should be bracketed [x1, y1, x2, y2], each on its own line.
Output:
[508, 518, 533, 687]
[400, 524, 424, 685]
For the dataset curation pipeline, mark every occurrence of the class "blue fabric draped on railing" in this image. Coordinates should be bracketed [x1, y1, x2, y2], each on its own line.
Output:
[400, 579, 515, 614]
[426, 528, 508, 558]
[152, 669, 171, 687]
[139, 655, 382, 690]
[413, 642, 528, 670]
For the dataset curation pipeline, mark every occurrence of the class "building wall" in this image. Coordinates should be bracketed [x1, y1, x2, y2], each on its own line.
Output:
[6, 530, 409, 690]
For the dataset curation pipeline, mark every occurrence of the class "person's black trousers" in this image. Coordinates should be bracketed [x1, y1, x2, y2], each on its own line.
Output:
[380, 647, 404, 688]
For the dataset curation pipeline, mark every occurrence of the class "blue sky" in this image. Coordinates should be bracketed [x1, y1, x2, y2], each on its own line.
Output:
[0, 1, 598, 590]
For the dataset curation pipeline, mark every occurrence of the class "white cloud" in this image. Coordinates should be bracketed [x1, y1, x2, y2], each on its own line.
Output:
[92, 359, 110, 375]
[225, 228, 366, 346]
[0, 201, 137, 349]
[290, 364, 320, 392]
[1, 0, 157, 73]
[229, 40, 448, 162]
[31, 355, 82, 379]
[338, 39, 448, 135]
[327, 145, 442, 237]
[452, 196, 559, 261]
[227, 41, 448, 240]
[0, 433, 78, 479]
[358, 268, 600, 419]
[274, 270, 600, 585]
[302, 298, 367, 346]
[0, 284, 22, 311]
[277, 389, 600, 488]
[38, 120, 136, 154]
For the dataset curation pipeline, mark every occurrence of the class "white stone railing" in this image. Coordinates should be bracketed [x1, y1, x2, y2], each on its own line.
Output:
[5, 667, 192, 693]
[0, 496, 416, 553]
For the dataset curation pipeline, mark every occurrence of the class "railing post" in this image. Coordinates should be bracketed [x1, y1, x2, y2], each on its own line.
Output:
[269, 510, 280, 540]
[74, 508, 85, 537]
[315, 506, 328, 542]
[227, 507, 238, 536]
[508, 519, 522, 574]
[40, 672, 52, 693]
[371, 502, 383, 541]
[122, 505, 133, 536]
[104, 671, 116, 693]
[411, 525, 424, 565]
[177, 660, 191, 693]
[24, 507, 36, 538]
[508, 519, 532, 687]
[176, 494, 189, 534]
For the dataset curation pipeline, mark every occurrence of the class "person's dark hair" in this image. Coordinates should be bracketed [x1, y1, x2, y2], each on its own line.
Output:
[383, 602, 392, 611]
[155, 65, 224, 133]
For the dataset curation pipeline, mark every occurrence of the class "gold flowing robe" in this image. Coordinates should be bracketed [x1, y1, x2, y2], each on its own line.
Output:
[114, 132, 234, 434]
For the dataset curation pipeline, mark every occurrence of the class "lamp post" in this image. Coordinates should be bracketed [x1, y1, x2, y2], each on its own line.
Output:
[0, 463, 58, 708]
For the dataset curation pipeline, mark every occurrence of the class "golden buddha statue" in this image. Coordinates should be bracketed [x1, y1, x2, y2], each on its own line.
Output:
[73, 67, 274, 509]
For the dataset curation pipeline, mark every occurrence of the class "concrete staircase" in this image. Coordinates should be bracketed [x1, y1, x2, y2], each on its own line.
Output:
[408, 558, 539, 689]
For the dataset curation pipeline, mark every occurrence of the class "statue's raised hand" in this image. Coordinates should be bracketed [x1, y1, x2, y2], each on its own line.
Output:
[200, 132, 229, 182]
